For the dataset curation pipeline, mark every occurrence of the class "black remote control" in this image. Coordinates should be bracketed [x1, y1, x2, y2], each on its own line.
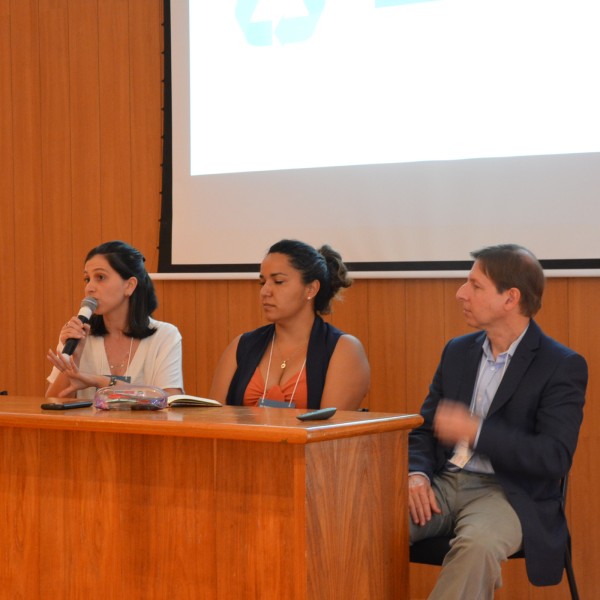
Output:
[40, 400, 93, 410]
[296, 407, 337, 421]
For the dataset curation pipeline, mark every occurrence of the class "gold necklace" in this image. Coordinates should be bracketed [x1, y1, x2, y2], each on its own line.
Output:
[105, 337, 134, 373]
[261, 335, 307, 407]
[276, 338, 307, 370]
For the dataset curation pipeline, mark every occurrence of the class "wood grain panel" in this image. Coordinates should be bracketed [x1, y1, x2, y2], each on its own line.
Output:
[565, 278, 600, 600]
[98, 0, 132, 241]
[33, 430, 217, 598]
[366, 279, 407, 412]
[568, 278, 600, 376]
[39, 0, 74, 374]
[227, 279, 265, 339]
[329, 279, 370, 348]
[152, 277, 165, 318]
[329, 280, 371, 408]
[0, 0, 16, 393]
[0, 405, 414, 599]
[215, 439, 306, 598]
[443, 278, 471, 340]
[194, 280, 230, 396]
[11, 1, 45, 395]
[67, 0, 103, 306]
[160, 280, 197, 392]
[306, 431, 409, 599]
[534, 278, 569, 344]
[0, 429, 41, 598]
[405, 280, 446, 414]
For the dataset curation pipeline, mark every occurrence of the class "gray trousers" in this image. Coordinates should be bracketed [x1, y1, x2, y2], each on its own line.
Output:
[410, 470, 522, 600]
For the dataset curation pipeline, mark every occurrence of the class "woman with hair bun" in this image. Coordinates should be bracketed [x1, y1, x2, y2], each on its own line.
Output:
[210, 239, 370, 410]
[46, 240, 184, 398]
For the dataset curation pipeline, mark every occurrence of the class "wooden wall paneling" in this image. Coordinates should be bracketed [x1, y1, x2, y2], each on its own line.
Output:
[129, 0, 162, 269]
[215, 440, 305, 598]
[442, 277, 471, 340]
[532, 277, 574, 600]
[151, 276, 164, 313]
[98, 0, 133, 241]
[408, 564, 438, 600]
[39, 0, 74, 381]
[34, 429, 218, 597]
[305, 432, 409, 598]
[328, 279, 371, 408]
[0, 0, 17, 393]
[194, 280, 230, 396]
[567, 278, 600, 451]
[38, 429, 82, 597]
[159, 280, 197, 393]
[365, 279, 407, 413]
[11, 1, 45, 395]
[67, 0, 102, 304]
[404, 280, 446, 415]
[0, 429, 41, 598]
[566, 278, 600, 600]
[226, 279, 265, 340]
[566, 279, 600, 369]
[534, 278, 569, 345]
[328, 279, 369, 343]
[151, 277, 164, 322]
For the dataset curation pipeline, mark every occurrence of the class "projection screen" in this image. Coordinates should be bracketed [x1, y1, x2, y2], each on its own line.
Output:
[159, 0, 600, 278]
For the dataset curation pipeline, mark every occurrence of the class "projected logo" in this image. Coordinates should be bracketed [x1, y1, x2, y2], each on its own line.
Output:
[235, 0, 326, 46]
[375, 0, 439, 5]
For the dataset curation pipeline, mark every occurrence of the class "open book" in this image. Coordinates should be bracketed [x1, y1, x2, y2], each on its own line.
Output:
[167, 394, 222, 408]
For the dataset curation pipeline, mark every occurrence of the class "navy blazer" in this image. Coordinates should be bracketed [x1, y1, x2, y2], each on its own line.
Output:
[409, 320, 587, 586]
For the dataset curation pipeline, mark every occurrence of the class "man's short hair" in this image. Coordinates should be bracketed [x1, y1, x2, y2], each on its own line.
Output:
[471, 244, 545, 317]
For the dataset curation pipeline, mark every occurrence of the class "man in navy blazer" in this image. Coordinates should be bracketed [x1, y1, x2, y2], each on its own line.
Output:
[408, 244, 587, 599]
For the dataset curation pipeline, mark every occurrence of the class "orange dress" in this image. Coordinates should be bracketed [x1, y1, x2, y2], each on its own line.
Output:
[243, 366, 308, 408]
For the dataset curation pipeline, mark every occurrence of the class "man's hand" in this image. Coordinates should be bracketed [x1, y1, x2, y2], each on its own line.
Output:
[434, 400, 480, 446]
[408, 474, 441, 526]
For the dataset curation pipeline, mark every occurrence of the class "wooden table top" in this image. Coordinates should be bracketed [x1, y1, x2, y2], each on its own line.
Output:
[0, 396, 422, 444]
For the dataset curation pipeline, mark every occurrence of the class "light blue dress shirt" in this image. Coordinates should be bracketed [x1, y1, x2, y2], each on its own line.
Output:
[464, 325, 528, 474]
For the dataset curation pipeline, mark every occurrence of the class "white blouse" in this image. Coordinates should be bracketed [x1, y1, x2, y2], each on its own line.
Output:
[47, 318, 184, 399]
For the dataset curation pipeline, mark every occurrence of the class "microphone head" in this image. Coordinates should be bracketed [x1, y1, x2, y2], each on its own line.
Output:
[63, 297, 99, 355]
[78, 297, 98, 321]
[81, 297, 98, 312]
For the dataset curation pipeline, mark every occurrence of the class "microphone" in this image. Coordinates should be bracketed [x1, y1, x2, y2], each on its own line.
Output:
[62, 297, 98, 356]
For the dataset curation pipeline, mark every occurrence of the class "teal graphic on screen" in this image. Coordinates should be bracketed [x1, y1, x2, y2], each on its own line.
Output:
[235, 0, 326, 46]
[376, 0, 439, 6]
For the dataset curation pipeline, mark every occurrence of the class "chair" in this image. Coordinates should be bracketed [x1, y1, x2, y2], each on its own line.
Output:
[409, 474, 579, 599]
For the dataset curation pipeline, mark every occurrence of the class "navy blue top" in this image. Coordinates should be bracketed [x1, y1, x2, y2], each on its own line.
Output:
[226, 316, 343, 409]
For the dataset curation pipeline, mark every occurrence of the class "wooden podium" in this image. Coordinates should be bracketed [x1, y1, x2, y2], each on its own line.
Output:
[0, 398, 421, 599]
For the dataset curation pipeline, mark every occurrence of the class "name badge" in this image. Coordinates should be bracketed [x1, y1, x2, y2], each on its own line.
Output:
[258, 397, 296, 409]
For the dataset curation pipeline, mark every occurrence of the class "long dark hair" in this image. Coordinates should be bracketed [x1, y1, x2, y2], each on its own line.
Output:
[267, 239, 352, 315]
[86, 240, 157, 338]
